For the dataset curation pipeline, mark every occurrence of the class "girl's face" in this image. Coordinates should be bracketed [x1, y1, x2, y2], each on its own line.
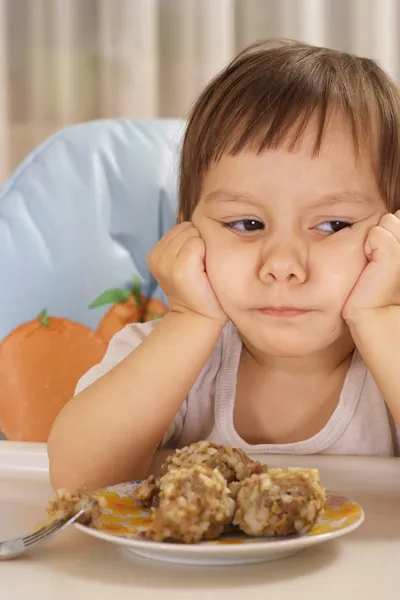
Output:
[192, 117, 386, 358]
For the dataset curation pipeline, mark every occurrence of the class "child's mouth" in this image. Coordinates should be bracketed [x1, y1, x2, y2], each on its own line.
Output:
[259, 307, 311, 318]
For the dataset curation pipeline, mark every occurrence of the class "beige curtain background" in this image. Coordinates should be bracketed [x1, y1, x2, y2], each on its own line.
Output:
[0, 0, 399, 184]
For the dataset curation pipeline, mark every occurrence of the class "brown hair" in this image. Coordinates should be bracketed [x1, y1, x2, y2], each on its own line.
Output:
[178, 39, 400, 220]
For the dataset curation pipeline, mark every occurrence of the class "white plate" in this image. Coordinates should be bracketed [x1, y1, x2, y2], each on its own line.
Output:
[75, 482, 364, 566]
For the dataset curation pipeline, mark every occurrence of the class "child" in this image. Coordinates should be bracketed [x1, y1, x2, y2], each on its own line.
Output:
[48, 40, 400, 491]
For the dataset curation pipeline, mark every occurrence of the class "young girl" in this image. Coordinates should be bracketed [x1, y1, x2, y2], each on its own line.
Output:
[48, 40, 400, 491]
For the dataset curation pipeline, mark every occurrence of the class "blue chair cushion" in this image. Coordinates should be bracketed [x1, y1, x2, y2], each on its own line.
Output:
[0, 118, 184, 340]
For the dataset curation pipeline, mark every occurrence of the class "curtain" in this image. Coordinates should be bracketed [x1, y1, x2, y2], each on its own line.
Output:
[0, 0, 399, 183]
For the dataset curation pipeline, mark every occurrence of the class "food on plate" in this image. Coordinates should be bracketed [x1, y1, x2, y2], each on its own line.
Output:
[132, 442, 326, 543]
[144, 465, 235, 543]
[47, 488, 106, 526]
[233, 468, 326, 536]
[133, 441, 268, 508]
[46, 442, 327, 545]
[160, 441, 267, 481]
[132, 474, 160, 508]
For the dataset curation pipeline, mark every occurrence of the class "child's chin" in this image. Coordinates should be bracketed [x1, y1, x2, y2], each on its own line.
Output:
[249, 333, 331, 358]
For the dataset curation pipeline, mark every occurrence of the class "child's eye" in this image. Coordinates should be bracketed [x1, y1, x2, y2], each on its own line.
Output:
[224, 219, 264, 233]
[315, 220, 352, 234]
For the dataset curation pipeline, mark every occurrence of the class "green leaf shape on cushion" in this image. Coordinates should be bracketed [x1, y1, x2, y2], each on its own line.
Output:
[89, 276, 143, 309]
[89, 289, 132, 309]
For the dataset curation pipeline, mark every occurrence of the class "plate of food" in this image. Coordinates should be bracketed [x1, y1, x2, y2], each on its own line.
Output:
[48, 442, 364, 566]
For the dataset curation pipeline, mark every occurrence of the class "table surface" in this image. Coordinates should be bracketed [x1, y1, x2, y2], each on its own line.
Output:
[0, 441, 399, 600]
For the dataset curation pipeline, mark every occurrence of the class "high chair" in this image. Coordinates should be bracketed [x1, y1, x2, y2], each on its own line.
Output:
[0, 118, 184, 441]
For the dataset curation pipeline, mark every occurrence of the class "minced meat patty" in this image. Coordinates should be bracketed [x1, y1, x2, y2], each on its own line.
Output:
[233, 468, 326, 537]
[144, 465, 235, 544]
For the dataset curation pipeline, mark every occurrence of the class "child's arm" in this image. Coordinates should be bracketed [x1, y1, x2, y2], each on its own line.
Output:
[343, 212, 400, 425]
[48, 311, 224, 490]
[349, 310, 400, 426]
[48, 222, 228, 491]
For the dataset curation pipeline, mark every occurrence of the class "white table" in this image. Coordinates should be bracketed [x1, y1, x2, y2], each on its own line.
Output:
[0, 442, 399, 600]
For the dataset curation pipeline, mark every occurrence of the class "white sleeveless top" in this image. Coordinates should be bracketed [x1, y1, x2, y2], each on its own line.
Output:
[76, 320, 400, 457]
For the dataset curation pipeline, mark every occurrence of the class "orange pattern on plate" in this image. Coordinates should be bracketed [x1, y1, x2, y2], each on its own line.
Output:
[89, 482, 363, 545]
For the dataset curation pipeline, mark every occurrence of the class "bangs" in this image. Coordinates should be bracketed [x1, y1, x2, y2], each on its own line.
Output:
[216, 83, 370, 160]
[179, 41, 400, 220]
[201, 46, 375, 165]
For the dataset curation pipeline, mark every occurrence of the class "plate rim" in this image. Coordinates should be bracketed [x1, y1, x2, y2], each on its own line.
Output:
[75, 492, 365, 555]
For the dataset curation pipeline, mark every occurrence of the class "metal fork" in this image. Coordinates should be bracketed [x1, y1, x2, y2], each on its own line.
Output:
[0, 508, 87, 560]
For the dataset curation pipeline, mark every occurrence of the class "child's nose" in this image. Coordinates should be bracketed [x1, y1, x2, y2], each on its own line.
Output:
[258, 241, 308, 284]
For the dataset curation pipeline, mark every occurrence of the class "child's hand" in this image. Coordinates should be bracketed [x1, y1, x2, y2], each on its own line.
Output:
[148, 222, 228, 324]
[342, 211, 400, 323]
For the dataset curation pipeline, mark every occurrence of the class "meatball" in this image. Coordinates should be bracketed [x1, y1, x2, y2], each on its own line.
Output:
[161, 441, 267, 482]
[133, 441, 267, 509]
[145, 465, 235, 543]
[233, 468, 326, 537]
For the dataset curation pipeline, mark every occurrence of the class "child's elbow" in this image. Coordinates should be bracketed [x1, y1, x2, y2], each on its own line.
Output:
[49, 467, 71, 493]
[48, 455, 93, 492]
[48, 450, 79, 492]
[47, 432, 86, 491]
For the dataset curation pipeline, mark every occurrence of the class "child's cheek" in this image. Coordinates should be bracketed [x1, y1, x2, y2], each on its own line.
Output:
[204, 246, 239, 298]
[313, 238, 367, 308]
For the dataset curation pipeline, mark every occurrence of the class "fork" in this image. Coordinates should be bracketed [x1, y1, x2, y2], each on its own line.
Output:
[0, 507, 87, 560]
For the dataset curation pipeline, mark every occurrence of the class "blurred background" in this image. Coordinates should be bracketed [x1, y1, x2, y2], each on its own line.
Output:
[0, 0, 399, 184]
